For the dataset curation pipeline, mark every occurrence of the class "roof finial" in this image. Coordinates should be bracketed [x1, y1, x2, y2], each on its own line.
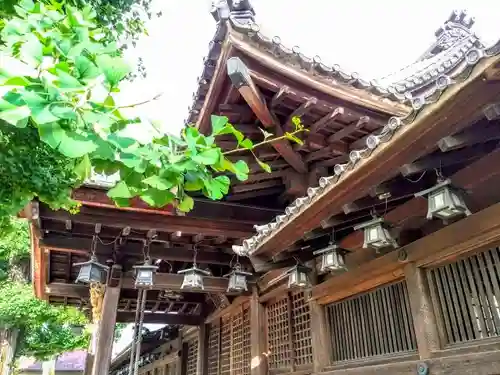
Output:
[211, 0, 255, 24]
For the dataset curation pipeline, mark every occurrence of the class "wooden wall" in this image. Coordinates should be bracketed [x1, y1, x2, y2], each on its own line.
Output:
[193, 204, 500, 375]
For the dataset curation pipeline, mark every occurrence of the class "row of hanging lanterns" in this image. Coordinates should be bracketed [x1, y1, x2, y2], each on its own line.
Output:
[280, 171, 473, 290]
[75, 236, 253, 294]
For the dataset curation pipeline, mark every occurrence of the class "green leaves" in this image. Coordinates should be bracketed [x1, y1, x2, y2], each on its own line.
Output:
[178, 195, 194, 212]
[140, 189, 174, 208]
[0, 106, 30, 127]
[142, 175, 174, 190]
[192, 148, 221, 165]
[96, 55, 131, 88]
[38, 123, 97, 158]
[107, 181, 135, 199]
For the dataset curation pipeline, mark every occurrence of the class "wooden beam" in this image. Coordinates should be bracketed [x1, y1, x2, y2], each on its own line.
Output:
[321, 350, 500, 375]
[438, 124, 500, 151]
[227, 56, 308, 173]
[400, 143, 492, 177]
[340, 147, 500, 251]
[116, 311, 202, 325]
[39, 204, 254, 239]
[31, 223, 47, 300]
[250, 53, 500, 257]
[41, 236, 250, 267]
[226, 187, 282, 201]
[309, 107, 344, 133]
[313, 201, 500, 305]
[73, 187, 280, 224]
[231, 179, 282, 194]
[327, 116, 370, 143]
[283, 97, 317, 132]
[228, 34, 408, 117]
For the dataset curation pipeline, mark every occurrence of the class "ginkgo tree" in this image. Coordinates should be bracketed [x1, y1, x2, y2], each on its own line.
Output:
[0, 0, 306, 226]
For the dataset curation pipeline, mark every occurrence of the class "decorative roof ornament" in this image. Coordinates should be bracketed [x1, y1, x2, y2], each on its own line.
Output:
[432, 10, 478, 56]
[211, 0, 255, 24]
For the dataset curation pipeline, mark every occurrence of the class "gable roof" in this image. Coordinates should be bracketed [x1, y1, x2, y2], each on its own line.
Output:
[229, 15, 500, 257]
[185, 3, 483, 128]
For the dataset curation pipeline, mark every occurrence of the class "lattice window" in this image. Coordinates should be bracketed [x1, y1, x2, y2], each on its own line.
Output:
[267, 296, 291, 370]
[428, 247, 500, 345]
[266, 292, 313, 371]
[220, 316, 231, 375]
[231, 305, 251, 375]
[186, 337, 198, 375]
[207, 321, 221, 375]
[326, 280, 417, 363]
[291, 292, 313, 366]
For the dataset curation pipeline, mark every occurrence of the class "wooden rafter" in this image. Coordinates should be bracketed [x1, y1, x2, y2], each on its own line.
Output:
[227, 56, 308, 174]
[248, 54, 500, 257]
[340, 147, 500, 251]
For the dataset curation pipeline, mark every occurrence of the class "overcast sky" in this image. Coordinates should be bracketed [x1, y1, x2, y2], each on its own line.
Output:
[112, 0, 500, 356]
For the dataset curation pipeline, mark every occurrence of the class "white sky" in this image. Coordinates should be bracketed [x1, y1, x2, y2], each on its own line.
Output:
[112, 0, 500, 356]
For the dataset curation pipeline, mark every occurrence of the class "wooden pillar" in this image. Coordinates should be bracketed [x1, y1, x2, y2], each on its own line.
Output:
[197, 325, 208, 375]
[179, 342, 188, 375]
[250, 288, 267, 375]
[308, 263, 332, 372]
[404, 263, 441, 359]
[91, 284, 121, 375]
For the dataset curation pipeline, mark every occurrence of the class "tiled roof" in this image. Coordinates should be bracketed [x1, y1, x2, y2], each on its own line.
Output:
[185, 3, 482, 127]
[18, 351, 87, 372]
[232, 34, 500, 257]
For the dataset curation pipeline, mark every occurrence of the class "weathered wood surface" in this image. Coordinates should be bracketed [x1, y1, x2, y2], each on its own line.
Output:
[321, 349, 500, 375]
[404, 263, 441, 359]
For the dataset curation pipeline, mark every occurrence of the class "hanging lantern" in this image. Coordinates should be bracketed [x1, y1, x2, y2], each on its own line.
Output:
[133, 261, 159, 288]
[354, 217, 398, 251]
[225, 265, 253, 292]
[178, 266, 210, 290]
[415, 178, 471, 223]
[286, 264, 311, 289]
[74, 255, 109, 284]
[313, 242, 347, 273]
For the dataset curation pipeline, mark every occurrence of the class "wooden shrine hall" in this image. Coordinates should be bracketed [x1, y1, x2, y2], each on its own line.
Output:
[29, 1, 500, 375]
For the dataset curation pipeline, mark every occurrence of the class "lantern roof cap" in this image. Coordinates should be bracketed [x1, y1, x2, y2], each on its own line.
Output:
[177, 266, 211, 276]
[73, 255, 109, 270]
[414, 178, 455, 197]
[353, 217, 388, 231]
[313, 242, 347, 256]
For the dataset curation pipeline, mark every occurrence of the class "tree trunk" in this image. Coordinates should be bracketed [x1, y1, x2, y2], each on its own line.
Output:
[1, 328, 19, 375]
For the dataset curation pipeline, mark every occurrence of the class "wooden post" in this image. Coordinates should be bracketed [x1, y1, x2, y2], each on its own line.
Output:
[197, 324, 208, 375]
[91, 284, 121, 375]
[179, 342, 188, 375]
[250, 288, 267, 375]
[308, 263, 332, 372]
[404, 263, 441, 359]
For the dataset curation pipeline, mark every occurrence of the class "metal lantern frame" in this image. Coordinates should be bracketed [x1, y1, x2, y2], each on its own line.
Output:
[178, 266, 211, 291]
[133, 262, 159, 289]
[286, 264, 311, 289]
[224, 265, 253, 292]
[313, 242, 348, 273]
[74, 255, 109, 285]
[354, 217, 398, 251]
[415, 178, 471, 223]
